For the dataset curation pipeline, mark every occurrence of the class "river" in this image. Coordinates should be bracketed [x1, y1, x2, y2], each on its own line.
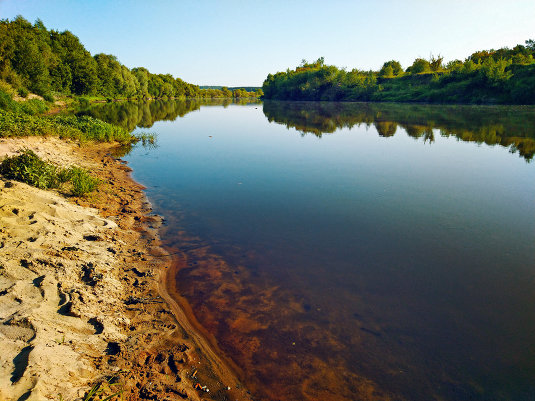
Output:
[84, 99, 535, 401]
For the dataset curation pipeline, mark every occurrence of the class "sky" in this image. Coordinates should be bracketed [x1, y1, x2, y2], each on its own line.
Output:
[1, 0, 534, 87]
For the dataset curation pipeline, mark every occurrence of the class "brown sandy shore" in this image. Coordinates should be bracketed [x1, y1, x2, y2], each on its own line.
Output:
[0, 137, 253, 401]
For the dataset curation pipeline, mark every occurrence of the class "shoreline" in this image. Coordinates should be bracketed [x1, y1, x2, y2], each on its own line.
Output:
[0, 137, 252, 401]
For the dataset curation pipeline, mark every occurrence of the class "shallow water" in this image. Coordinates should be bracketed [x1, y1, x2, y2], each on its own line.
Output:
[109, 100, 535, 401]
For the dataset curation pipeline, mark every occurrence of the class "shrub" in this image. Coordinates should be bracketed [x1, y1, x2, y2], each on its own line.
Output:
[43, 93, 55, 102]
[0, 90, 18, 112]
[0, 90, 49, 114]
[78, 97, 90, 109]
[19, 99, 49, 115]
[17, 87, 29, 98]
[0, 149, 60, 189]
[0, 149, 99, 195]
[409, 58, 431, 74]
[59, 166, 99, 196]
[0, 81, 17, 97]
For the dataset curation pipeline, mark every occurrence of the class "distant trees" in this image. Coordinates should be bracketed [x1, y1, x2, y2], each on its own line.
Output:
[0, 16, 207, 100]
[379, 60, 402, 77]
[429, 54, 443, 72]
[479, 58, 512, 86]
[196, 87, 260, 99]
[407, 58, 431, 74]
[262, 61, 377, 101]
[221, 86, 232, 97]
[262, 39, 535, 104]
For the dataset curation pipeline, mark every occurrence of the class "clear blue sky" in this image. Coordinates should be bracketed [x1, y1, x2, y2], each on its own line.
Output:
[1, 0, 534, 86]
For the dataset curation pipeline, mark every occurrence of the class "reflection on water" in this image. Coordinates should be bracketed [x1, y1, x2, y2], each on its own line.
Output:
[263, 101, 535, 160]
[120, 101, 535, 401]
[78, 98, 261, 132]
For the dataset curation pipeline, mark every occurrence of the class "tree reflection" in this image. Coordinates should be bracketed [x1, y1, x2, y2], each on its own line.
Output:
[263, 101, 535, 160]
[374, 121, 398, 137]
[78, 98, 261, 132]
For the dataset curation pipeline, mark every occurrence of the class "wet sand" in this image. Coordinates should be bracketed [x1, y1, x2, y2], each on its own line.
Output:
[0, 137, 252, 401]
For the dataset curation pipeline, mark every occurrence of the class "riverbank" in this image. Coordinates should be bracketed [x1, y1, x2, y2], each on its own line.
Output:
[0, 137, 252, 401]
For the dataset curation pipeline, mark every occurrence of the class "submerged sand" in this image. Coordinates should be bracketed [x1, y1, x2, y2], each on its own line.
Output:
[0, 137, 252, 401]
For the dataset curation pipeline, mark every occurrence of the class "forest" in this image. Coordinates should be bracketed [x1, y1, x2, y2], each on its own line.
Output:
[0, 16, 260, 101]
[262, 42, 535, 104]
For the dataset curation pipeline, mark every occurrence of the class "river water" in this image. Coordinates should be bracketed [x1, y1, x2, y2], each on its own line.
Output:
[87, 100, 535, 401]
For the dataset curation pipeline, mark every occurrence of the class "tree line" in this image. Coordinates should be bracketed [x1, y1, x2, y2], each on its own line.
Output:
[262, 41, 535, 104]
[0, 16, 260, 101]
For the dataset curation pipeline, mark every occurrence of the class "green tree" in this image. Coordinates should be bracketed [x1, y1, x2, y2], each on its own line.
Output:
[408, 58, 431, 74]
[379, 60, 402, 77]
[480, 58, 512, 86]
[429, 54, 443, 71]
[54, 30, 98, 94]
[221, 86, 232, 97]
[445, 59, 463, 72]
[132, 67, 150, 98]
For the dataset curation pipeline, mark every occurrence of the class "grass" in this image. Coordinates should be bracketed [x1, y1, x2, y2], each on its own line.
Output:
[59, 166, 99, 196]
[58, 373, 124, 401]
[0, 87, 158, 150]
[82, 377, 123, 401]
[0, 111, 135, 144]
[0, 89, 49, 115]
[0, 149, 99, 196]
[0, 87, 137, 144]
[133, 132, 157, 146]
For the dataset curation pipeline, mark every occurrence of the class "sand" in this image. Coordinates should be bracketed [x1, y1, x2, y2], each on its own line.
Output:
[0, 137, 253, 401]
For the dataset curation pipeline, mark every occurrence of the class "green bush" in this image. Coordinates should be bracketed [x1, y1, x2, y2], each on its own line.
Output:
[17, 87, 29, 98]
[0, 89, 49, 114]
[0, 149, 99, 195]
[0, 81, 17, 97]
[78, 97, 90, 109]
[0, 149, 61, 189]
[0, 89, 19, 112]
[59, 166, 99, 196]
[19, 99, 49, 115]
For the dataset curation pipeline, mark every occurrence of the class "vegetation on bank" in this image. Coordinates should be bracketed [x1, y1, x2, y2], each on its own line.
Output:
[0, 111, 135, 142]
[0, 87, 132, 196]
[0, 74, 156, 197]
[0, 16, 260, 102]
[200, 86, 263, 99]
[262, 40, 535, 104]
[0, 82, 154, 145]
[0, 149, 99, 196]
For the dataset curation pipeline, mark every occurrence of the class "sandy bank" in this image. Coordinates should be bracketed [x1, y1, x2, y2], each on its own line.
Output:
[0, 137, 252, 401]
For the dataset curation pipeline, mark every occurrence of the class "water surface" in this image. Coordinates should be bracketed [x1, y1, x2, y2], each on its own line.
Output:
[98, 100, 535, 401]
